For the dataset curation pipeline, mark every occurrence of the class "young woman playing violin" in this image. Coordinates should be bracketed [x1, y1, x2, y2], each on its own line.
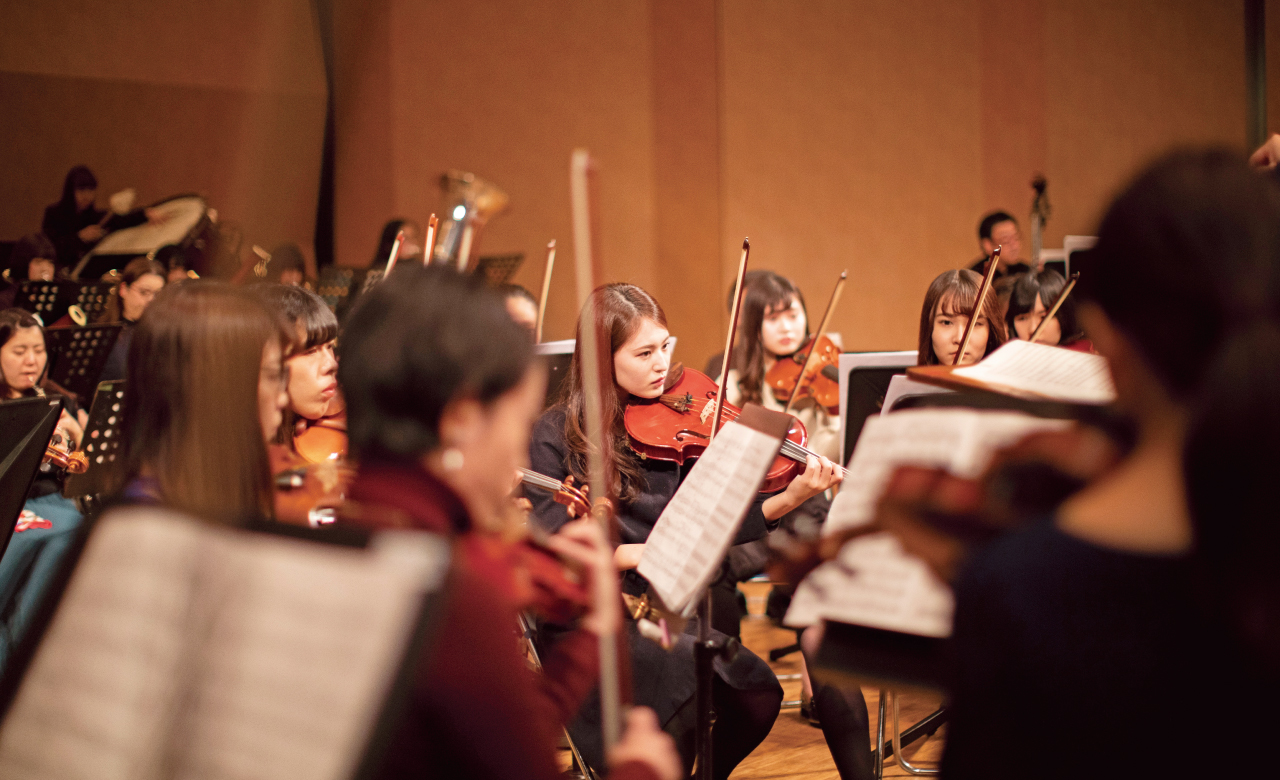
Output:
[528, 282, 840, 779]
[337, 266, 679, 780]
[724, 270, 841, 463]
[916, 268, 1007, 366]
[1004, 268, 1090, 350]
[251, 285, 349, 524]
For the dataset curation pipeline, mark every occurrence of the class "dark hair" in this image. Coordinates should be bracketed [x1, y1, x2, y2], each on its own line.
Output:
[8, 234, 57, 280]
[978, 211, 1017, 241]
[340, 264, 532, 462]
[560, 283, 667, 503]
[729, 270, 808, 405]
[268, 243, 307, 279]
[917, 269, 1007, 365]
[1078, 149, 1280, 681]
[499, 284, 537, 306]
[1005, 269, 1081, 344]
[373, 219, 420, 266]
[119, 283, 286, 523]
[98, 257, 166, 324]
[59, 166, 97, 211]
[0, 308, 46, 397]
[153, 244, 189, 273]
[251, 283, 338, 351]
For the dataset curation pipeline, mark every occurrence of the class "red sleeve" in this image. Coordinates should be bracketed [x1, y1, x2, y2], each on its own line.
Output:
[534, 626, 600, 724]
[379, 564, 567, 780]
[609, 762, 662, 780]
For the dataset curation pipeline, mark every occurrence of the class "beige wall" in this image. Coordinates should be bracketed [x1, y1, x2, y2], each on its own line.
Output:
[1, 0, 1258, 367]
[0, 0, 327, 273]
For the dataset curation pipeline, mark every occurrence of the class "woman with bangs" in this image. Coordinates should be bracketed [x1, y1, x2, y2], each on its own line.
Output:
[251, 285, 343, 450]
[917, 268, 1007, 366]
[723, 270, 841, 464]
[529, 282, 841, 779]
[1004, 268, 1091, 351]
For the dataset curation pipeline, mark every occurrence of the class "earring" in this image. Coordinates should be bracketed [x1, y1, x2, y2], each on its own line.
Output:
[441, 447, 465, 471]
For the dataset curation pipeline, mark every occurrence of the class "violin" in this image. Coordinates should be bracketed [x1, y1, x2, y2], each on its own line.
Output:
[624, 365, 847, 493]
[43, 437, 88, 475]
[293, 410, 348, 464]
[763, 271, 847, 416]
[271, 410, 352, 526]
[765, 333, 842, 414]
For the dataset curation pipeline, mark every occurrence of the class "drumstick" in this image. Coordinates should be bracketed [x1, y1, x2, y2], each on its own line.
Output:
[535, 240, 556, 343]
[423, 214, 438, 266]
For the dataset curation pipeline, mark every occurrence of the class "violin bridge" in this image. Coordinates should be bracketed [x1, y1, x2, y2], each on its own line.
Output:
[699, 400, 714, 425]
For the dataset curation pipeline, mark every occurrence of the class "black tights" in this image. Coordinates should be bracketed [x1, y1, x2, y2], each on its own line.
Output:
[802, 636, 873, 780]
[666, 677, 782, 780]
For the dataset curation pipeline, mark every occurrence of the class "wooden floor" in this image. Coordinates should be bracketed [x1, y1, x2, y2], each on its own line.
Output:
[729, 581, 946, 779]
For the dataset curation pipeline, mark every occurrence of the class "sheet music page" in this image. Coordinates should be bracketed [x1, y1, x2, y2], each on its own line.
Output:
[639, 407, 787, 616]
[952, 339, 1116, 405]
[0, 509, 448, 780]
[787, 408, 1068, 636]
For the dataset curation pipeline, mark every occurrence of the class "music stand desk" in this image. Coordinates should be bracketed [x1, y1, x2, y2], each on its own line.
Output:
[838, 351, 917, 466]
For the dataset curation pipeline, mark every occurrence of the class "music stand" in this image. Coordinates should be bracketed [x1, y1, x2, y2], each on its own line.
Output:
[63, 381, 127, 501]
[0, 396, 64, 562]
[472, 253, 524, 286]
[837, 351, 918, 466]
[535, 339, 576, 409]
[44, 324, 122, 401]
[316, 266, 356, 312]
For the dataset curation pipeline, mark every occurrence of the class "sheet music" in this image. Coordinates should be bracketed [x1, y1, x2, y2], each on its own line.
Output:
[952, 339, 1116, 405]
[0, 508, 448, 780]
[638, 410, 786, 616]
[787, 409, 1069, 636]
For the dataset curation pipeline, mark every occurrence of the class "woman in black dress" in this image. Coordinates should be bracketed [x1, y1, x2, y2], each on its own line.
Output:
[528, 282, 841, 778]
[41, 166, 145, 270]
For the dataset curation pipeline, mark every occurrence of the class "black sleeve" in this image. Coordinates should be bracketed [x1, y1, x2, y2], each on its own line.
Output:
[42, 205, 83, 268]
[527, 410, 574, 536]
[105, 209, 146, 232]
[732, 492, 773, 545]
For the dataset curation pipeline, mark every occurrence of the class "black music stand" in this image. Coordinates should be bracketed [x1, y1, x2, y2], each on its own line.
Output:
[316, 266, 356, 312]
[63, 381, 127, 502]
[0, 396, 64, 562]
[472, 253, 524, 286]
[15, 281, 116, 326]
[44, 324, 122, 402]
[535, 340, 576, 409]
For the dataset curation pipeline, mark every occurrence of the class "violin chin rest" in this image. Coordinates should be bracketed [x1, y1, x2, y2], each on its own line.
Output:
[664, 362, 685, 392]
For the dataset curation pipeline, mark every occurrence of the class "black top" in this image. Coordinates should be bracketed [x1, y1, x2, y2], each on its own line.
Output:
[97, 319, 135, 383]
[528, 406, 772, 597]
[942, 517, 1214, 779]
[41, 203, 145, 269]
[967, 256, 1031, 280]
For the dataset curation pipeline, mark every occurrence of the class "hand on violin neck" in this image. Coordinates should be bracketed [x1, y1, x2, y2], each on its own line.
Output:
[541, 518, 622, 636]
[763, 453, 843, 520]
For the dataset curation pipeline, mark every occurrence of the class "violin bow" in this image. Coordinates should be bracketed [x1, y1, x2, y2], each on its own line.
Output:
[1029, 272, 1079, 344]
[383, 229, 406, 278]
[711, 239, 752, 439]
[781, 270, 847, 415]
[570, 148, 627, 752]
[536, 239, 556, 343]
[954, 246, 1002, 366]
[423, 213, 438, 266]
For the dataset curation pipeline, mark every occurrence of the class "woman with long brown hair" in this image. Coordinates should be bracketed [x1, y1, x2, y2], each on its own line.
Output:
[116, 282, 289, 523]
[529, 282, 841, 779]
[916, 268, 1007, 366]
